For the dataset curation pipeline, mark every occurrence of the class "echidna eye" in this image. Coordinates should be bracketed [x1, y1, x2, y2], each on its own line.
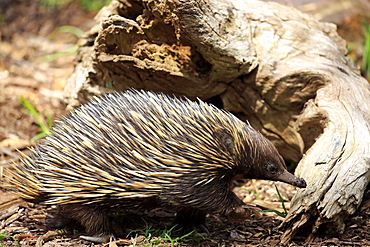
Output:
[266, 164, 279, 175]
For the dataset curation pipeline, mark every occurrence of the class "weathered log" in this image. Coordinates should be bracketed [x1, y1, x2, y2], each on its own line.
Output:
[64, 0, 370, 242]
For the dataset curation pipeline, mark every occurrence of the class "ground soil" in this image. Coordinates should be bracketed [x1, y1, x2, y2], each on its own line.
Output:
[0, 1, 370, 246]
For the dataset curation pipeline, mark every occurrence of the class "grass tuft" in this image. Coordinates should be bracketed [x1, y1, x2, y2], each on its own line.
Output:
[20, 96, 52, 143]
[127, 221, 208, 247]
[0, 231, 19, 247]
[362, 21, 370, 80]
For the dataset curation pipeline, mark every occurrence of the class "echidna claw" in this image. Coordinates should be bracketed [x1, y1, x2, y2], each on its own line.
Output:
[241, 204, 262, 216]
[199, 224, 210, 235]
[80, 235, 113, 243]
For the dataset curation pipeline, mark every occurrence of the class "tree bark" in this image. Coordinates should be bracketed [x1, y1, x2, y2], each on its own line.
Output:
[64, 0, 370, 242]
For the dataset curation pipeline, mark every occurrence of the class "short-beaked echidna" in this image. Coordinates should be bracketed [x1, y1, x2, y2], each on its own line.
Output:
[7, 89, 306, 237]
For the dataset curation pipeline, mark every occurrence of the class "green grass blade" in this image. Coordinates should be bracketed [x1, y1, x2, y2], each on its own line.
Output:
[275, 184, 288, 216]
[262, 209, 287, 218]
[19, 96, 52, 142]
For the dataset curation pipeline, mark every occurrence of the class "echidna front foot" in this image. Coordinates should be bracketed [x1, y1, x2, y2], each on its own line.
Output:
[225, 204, 261, 222]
